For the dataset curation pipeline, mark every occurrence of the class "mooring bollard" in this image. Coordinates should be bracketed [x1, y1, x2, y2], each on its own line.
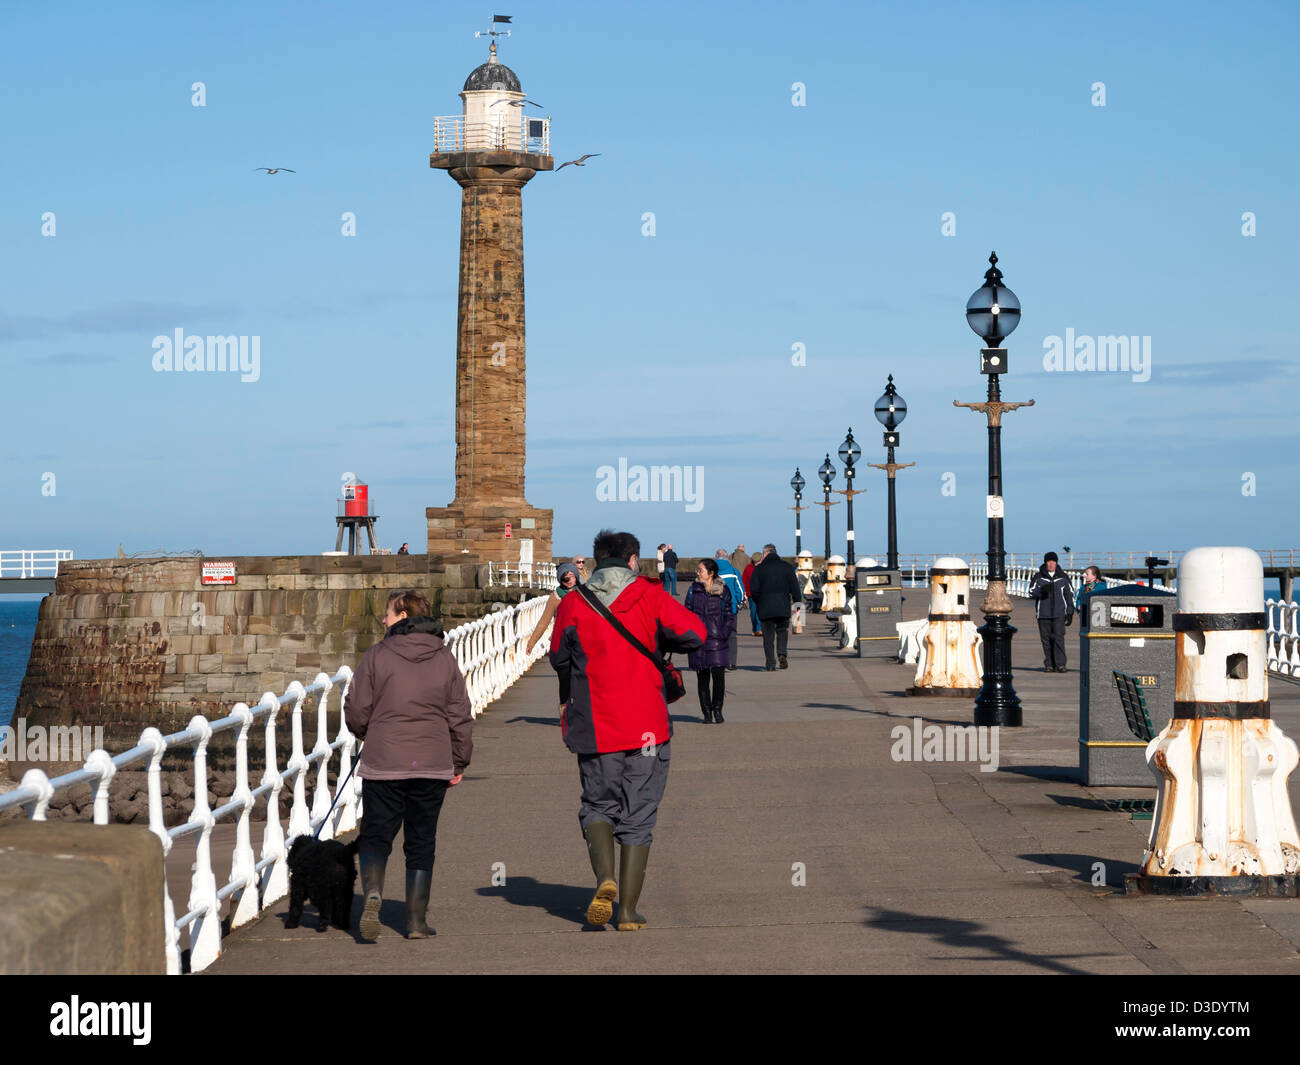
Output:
[909, 557, 982, 697]
[1127, 546, 1300, 895]
[821, 555, 848, 614]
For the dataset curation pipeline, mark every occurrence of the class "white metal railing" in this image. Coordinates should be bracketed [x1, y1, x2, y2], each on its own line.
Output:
[0, 668, 357, 974]
[0, 596, 553, 972]
[433, 113, 550, 155]
[0, 549, 73, 578]
[1267, 600, 1299, 677]
[445, 595, 551, 715]
[486, 560, 557, 589]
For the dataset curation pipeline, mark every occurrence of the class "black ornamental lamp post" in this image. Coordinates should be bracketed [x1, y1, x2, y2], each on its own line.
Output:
[789, 469, 806, 554]
[954, 251, 1034, 727]
[865, 376, 915, 572]
[835, 429, 866, 593]
[816, 454, 837, 564]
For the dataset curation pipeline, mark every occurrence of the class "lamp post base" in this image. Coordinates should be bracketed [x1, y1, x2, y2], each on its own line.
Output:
[974, 600, 1021, 727]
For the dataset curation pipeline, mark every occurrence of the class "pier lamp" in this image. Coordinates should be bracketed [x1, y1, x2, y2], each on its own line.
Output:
[835, 429, 866, 592]
[816, 454, 837, 564]
[866, 376, 916, 572]
[954, 252, 1034, 728]
[789, 469, 806, 554]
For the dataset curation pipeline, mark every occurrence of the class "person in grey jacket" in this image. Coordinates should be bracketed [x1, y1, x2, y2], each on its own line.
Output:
[1028, 552, 1075, 672]
[346, 589, 472, 940]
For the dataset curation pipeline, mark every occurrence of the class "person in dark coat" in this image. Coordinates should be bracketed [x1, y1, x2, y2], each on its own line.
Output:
[685, 559, 736, 723]
[346, 589, 471, 940]
[1028, 551, 1075, 672]
[661, 544, 679, 596]
[748, 543, 803, 670]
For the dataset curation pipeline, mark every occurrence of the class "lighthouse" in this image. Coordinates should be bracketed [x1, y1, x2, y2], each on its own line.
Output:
[426, 30, 554, 566]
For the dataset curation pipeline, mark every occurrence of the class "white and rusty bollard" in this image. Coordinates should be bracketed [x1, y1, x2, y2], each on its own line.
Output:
[1128, 546, 1300, 895]
[909, 557, 983, 697]
[822, 555, 848, 614]
[793, 550, 817, 634]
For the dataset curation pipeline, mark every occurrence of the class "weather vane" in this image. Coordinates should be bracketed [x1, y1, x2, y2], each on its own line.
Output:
[475, 14, 512, 42]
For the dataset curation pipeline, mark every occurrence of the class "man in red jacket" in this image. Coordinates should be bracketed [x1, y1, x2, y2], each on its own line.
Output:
[549, 529, 705, 930]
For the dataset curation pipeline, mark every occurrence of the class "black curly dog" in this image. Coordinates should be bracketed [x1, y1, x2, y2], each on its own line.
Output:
[285, 837, 359, 931]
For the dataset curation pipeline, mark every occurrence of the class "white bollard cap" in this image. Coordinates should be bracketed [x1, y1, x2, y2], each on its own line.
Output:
[932, 556, 969, 572]
[859, 557, 879, 568]
[1177, 547, 1264, 615]
[827, 554, 845, 565]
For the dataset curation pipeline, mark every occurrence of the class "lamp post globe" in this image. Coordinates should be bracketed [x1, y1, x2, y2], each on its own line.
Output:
[873, 375, 907, 431]
[965, 251, 1021, 348]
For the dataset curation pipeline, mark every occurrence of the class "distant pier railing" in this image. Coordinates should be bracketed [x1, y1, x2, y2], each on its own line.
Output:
[486, 560, 558, 589]
[0, 595, 551, 973]
[1267, 600, 1299, 678]
[0, 549, 73, 578]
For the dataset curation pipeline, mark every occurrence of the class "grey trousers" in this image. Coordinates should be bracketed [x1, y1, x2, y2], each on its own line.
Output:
[577, 742, 671, 846]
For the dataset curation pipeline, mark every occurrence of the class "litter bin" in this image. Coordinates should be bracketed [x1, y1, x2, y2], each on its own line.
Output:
[1079, 585, 1177, 785]
[854, 566, 903, 658]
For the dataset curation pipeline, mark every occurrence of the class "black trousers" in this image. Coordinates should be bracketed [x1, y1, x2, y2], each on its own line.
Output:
[358, 777, 448, 874]
[1037, 616, 1067, 669]
[761, 617, 790, 666]
[696, 666, 725, 714]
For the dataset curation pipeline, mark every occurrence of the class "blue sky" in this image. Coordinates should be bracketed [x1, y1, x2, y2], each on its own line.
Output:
[2, 0, 1296, 562]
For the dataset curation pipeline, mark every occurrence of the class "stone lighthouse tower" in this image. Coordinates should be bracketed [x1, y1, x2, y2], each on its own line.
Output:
[426, 37, 554, 567]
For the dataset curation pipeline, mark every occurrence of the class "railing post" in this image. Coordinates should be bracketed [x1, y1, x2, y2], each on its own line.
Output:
[333, 665, 360, 834]
[310, 673, 334, 838]
[228, 703, 260, 929]
[185, 714, 222, 972]
[140, 727, 181, 975]
[285, 681, 311, 843]
[86, 748, 116, 825]
[19, 768, 54, 820]
[258, 692, 289, 906]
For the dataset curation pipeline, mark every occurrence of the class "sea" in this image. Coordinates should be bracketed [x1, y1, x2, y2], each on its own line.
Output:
[0, 583, 1289, 734]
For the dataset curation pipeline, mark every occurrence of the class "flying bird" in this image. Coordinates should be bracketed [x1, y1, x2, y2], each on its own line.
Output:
[490, 98, 545, 108]
[254, 167, 296, 174]
[555, 153, 601, 171]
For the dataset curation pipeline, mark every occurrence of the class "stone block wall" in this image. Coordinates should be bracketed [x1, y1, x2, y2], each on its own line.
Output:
[16, 553, 487, 739]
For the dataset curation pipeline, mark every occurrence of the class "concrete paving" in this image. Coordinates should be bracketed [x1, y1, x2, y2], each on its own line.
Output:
[204, 597, 1300, 974]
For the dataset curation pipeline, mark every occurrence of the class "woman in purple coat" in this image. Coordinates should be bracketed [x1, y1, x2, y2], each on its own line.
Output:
[685, 559, 736, 723]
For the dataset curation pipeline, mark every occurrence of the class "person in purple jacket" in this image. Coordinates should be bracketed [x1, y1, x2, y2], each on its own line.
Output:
[684, 559, 737, 723]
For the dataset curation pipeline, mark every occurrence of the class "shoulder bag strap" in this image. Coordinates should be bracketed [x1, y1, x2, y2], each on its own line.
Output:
[576, 583, 670, 677]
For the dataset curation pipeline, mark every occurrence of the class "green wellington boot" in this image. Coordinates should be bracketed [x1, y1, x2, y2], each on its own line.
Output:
[405, 869, 434, 939]
[616, 844, 650, 931]
[358, 850, 387, 941]
[583, 821, 618, 927]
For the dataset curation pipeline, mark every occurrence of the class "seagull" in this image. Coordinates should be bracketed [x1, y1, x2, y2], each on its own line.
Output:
[556, 153, 601, 171]
[254, 167, 296, 174]
[490, 98, 545, 108]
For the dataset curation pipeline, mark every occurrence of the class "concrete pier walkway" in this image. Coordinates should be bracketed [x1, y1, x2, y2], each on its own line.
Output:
[206, 600, 1300, 975]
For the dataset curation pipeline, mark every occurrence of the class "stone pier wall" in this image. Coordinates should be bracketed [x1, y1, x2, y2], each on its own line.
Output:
[16, 553, 490, 738]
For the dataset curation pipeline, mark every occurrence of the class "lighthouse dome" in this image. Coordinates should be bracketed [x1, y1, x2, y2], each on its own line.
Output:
[463, 50, 522, 93]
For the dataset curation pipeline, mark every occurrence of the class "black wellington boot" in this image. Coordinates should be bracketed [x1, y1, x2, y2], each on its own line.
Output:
[358, 850, 387, 941]
[616, 844, 650, 931]
[405, 869, 434, 939]
[583, 821, 618, 927]
[711, 693, 725, 724]
[698, 688, 713, 723]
